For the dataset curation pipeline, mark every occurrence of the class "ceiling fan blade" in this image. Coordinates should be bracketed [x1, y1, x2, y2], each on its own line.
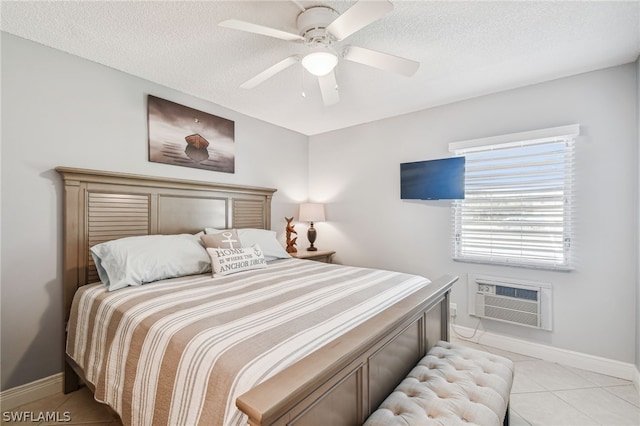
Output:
[290, 0, 306, 12]
[219, 19, 304, 42]
[326, 0, 393, 41]
[343, 45, 419, 77]
[318, 70, 340, 106]
[240, 56, 300, 89]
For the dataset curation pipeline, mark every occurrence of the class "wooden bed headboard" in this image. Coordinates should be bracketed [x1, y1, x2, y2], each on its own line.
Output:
[56, 166, 277, 320]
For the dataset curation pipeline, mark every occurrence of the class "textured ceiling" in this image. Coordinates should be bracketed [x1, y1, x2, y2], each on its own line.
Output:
[2, 1, 639, 136]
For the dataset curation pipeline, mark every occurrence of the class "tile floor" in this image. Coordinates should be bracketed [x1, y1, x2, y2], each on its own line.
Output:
[454, 337, 640, 426]
[1, 386, 121, 425]
[2, 340, 639, 425]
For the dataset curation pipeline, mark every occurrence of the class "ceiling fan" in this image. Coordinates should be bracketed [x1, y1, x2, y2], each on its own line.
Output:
[219, 0, 420, 106]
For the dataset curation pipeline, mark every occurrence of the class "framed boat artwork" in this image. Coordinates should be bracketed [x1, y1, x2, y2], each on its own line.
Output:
[147, 95, 235, 173]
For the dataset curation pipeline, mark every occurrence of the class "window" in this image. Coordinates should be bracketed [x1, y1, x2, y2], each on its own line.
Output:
[450, 125, 578, 270]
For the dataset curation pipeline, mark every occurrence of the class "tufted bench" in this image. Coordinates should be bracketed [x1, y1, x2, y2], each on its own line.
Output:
[364, 341, 515, 426]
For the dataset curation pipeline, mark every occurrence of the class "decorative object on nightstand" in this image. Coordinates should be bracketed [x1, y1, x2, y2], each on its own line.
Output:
[298, 203, 325, 251]
[285, 217, 297, 253]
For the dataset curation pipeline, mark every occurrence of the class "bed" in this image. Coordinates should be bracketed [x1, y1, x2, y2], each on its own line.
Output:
[57, 167, 457, 426]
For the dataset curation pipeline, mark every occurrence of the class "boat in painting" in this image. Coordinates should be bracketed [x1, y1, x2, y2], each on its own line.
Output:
[185, 133, 210, 149]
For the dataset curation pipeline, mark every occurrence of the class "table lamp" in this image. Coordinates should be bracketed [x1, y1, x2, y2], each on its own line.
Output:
[298, 203, 325, 251]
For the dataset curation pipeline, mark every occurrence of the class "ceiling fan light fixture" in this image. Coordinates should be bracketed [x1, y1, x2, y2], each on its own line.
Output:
[301, 51, 338, 76]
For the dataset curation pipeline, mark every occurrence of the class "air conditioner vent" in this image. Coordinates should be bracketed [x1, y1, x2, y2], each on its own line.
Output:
[484, 295, 538, 314]
[468, 274, 552, 331]
[495, 285, 538, 301]
[484, 306, 539, 327]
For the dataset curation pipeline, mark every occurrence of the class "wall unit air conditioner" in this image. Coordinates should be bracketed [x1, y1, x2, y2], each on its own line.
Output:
[468, 274, 552, 331]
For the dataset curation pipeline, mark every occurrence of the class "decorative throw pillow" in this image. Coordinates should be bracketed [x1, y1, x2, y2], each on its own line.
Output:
[206, 244, 268, 277]
[200, 229, 241, 249]
[205, 228, 291, 261]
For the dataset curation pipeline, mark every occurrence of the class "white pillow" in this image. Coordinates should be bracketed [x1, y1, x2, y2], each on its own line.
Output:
[90, 234, 211, 291]
[205, 228, 291, 262]
[207, 244, 267, 277]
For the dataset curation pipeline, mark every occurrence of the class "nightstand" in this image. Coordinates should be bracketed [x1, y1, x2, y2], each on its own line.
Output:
[291, 249, 335, 263]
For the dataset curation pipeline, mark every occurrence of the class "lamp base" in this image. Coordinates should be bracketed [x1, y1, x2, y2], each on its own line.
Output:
[307, 223, 318, 251]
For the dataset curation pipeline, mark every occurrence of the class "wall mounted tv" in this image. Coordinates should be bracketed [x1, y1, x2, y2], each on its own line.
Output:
[400, 157, 465, 200]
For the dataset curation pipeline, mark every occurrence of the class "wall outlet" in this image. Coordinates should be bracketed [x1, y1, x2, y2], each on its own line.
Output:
[450, 303, 457, 318]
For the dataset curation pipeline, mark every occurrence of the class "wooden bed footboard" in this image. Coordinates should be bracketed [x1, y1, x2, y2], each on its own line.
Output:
[236, 274, 457, 426]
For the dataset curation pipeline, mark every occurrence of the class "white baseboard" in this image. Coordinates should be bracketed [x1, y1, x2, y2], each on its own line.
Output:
[451, 324, 638, 381]
[0, 373, 63, 411]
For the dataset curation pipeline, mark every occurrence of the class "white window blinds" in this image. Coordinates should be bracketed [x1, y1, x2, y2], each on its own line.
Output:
[450, 125, 578, 270]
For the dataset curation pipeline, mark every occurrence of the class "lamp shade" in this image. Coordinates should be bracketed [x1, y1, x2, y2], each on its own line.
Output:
[298, 203, 325, 222]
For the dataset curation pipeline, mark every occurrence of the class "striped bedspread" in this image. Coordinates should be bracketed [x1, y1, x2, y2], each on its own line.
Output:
[67, 258, 431, 426]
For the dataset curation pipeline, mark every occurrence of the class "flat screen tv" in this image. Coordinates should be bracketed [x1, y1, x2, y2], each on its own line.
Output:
[400, 157, 465, 200]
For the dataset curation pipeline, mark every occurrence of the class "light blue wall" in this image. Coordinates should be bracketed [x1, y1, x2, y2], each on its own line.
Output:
[0, 33, 309, 391]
